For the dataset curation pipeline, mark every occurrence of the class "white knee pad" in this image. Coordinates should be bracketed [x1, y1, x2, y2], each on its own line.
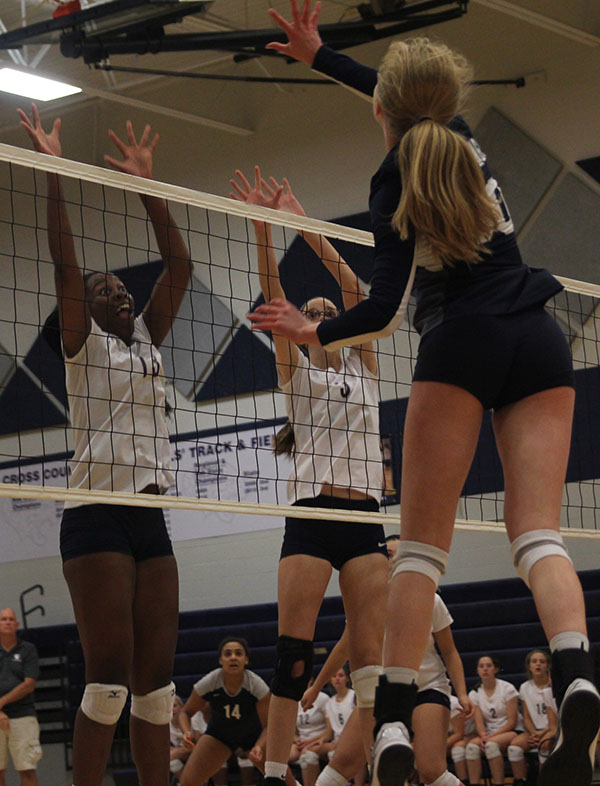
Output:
[507, 744, 525, 762]
[130, 681, 175, 725]
[451, 746, 466, 763]
[425, 771, 460, 786]
[237, 756, 255, 769]
[510, 529, 571, 587]
[299, 750, 319, 768]
[350, 664, 383, 708]
[391, 541, 449, 587]
[485, 741, 501, 759]
[170, 759, 185, 774]
[81, 682, 128, 725]
[465, 743, 481, 761]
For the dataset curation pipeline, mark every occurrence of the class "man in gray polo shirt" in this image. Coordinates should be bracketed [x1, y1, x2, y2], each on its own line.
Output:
[0, 607, 41, 786]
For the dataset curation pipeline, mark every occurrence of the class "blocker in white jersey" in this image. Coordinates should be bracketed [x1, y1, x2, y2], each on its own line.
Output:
[231, 167, 389, 786]
[20, 106, 191, 786]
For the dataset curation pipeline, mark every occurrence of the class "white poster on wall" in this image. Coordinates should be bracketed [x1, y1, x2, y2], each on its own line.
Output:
[0, 422, 291, 564]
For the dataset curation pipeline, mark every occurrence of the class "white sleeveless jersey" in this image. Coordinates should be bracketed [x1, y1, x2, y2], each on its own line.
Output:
[519, 680, 556, 731]
[417, 594, 452, 695]
[280, 349, 382, 503]
[470, 679, 518, 734]
[64, 316, 174, 506]
[297, 692, 329, 739]
[325, 690, 356, 740]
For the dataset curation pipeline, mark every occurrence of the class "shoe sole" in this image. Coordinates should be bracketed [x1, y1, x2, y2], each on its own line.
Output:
[538, 688, 600, 786]
[374, 743, 414, 786]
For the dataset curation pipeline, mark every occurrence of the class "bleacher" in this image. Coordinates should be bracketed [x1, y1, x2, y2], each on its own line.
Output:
[21, 568, 600, 781]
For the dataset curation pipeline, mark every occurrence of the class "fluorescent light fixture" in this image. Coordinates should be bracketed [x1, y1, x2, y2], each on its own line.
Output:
[0, 68, 81, 101]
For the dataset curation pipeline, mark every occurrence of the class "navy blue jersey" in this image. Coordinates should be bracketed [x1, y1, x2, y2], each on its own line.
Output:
[193, 668, 268, 749]
[312, 46, 562, 346]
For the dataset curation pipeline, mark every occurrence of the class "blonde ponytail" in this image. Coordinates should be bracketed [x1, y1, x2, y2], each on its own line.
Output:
[375, 38, 501, 265]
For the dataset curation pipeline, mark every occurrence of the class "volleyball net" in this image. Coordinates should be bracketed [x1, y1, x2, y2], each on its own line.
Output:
[1, 142, 599, 538]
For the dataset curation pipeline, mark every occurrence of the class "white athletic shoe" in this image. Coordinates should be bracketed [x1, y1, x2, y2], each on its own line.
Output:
[538, 678, 600, 786]
[371, 722, 414, 786]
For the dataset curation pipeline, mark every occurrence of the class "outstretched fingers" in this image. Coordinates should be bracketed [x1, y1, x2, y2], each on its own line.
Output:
[126, 119, 137, 147]
[107, 128, 128, 156]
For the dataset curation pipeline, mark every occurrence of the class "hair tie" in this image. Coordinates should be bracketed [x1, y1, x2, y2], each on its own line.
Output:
[416, 116, 432, 124]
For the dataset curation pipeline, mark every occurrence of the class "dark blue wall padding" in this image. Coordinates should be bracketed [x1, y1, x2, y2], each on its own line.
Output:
[0, 367, 66, 436]
[195, 324, 277, 402]
[0, 260, 164, 436]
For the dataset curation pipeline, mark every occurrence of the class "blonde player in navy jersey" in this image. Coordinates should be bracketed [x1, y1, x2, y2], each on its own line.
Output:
[230, 167, 388, 786]
[19, 105, 191, 786]
[508, 649, 557, 784]
[250, 5, 600, 786]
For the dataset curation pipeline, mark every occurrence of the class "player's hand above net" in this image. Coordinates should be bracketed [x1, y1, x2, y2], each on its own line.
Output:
[18, 103, 62, 158]
[105, 120, 158, 180]
[267, 0, 323, 66]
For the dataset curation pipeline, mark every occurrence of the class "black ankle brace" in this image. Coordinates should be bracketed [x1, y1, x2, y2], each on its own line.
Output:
[551, 647, 596, 706]
[373, 675, 417, 736]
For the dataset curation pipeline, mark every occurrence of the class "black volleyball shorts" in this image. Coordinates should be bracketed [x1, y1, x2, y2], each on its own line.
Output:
[413, 305, 574, 410]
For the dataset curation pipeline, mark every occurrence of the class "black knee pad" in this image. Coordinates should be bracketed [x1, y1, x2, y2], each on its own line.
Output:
[270, 635, 313, 701]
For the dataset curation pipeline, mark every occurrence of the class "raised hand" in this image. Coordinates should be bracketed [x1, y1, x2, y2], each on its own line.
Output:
[267, 0, 323, 66]
[104, 121, 158, 179]
[18, 104, 62, 157]
[230, 166, 283, 210]
[265, 176, 306, 217]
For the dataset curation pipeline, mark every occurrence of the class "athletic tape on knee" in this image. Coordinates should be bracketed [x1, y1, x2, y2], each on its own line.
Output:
[81, 682, 128, 725]
[425, 770, 460, 786]
[390, 541, 449, 587]
[299, 750, 319, 768]
[350, 664, 383, 708]
[270, 636, 313, 701]
[507, 745, 525, 762]
[484, 741, 501, 759]
[465, 743, 481, 760]
[450, 746, 466, 763]
[510, 529, 571, 587]
[130, 681, 175, 725]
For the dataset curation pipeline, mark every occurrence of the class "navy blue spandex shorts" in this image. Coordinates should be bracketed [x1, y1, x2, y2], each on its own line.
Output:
[60, 503, 173, 563]
[281, 494, 387, 570]
[413, 305, 574, 410]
